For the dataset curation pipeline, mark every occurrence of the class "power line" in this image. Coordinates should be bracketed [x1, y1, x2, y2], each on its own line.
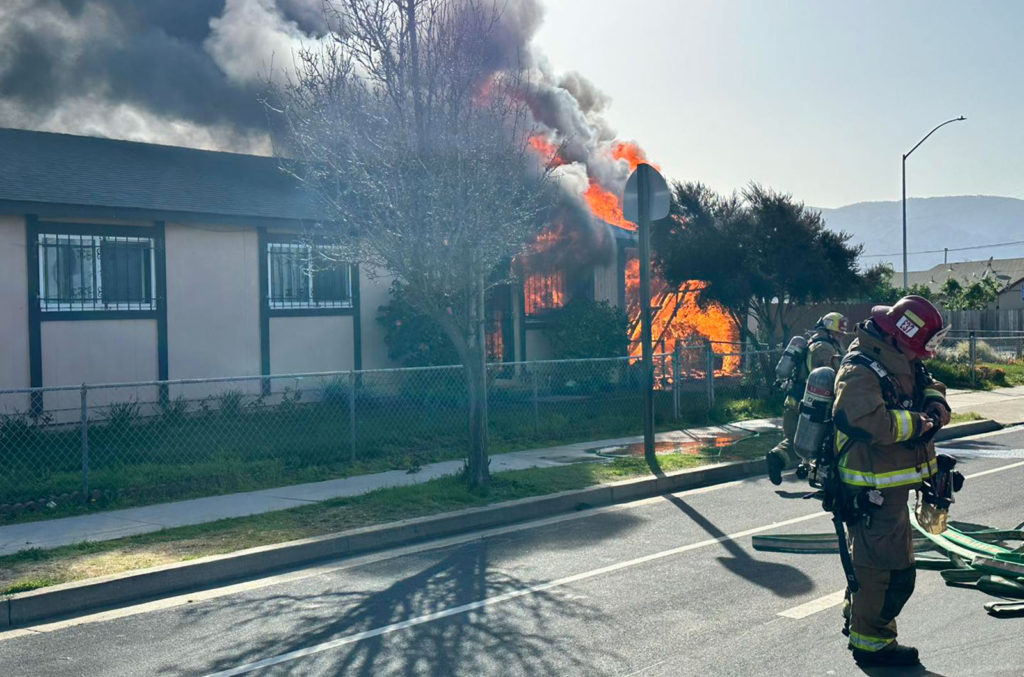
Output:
[860, 239, 1024, 260]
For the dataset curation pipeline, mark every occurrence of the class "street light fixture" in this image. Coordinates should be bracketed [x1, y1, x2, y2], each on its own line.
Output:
[902, 115, 966, 288]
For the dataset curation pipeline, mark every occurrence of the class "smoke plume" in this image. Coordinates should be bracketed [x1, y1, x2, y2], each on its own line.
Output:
[0, 0, 643, 239]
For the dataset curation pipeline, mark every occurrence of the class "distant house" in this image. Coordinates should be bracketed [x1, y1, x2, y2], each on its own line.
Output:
[0, 128, 629, 400]
[906, 258, 1024, 310]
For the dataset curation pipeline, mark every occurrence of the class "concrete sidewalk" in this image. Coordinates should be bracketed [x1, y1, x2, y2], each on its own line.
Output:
[0, 420, 778, 556]
[945, 385, 1024, 425]
[2, 381, 1019, 558]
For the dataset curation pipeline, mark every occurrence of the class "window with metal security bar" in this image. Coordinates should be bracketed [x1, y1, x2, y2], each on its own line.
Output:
[267, 242, 352, 309]
[38, 233, 156, 311]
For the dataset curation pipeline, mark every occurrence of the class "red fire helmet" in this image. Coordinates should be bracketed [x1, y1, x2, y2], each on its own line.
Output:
[871, 295, 948, 358]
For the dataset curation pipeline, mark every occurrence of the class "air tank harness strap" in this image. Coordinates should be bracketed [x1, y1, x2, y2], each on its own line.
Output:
[841, 351, 910, 409]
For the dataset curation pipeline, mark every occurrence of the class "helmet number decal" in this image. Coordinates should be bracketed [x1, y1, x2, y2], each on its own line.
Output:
[896, 310, 925, 338]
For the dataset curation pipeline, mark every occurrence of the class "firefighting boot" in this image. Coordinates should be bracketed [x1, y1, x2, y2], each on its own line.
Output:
[852, 643, 920, 667]
[765, 449, 786, 486]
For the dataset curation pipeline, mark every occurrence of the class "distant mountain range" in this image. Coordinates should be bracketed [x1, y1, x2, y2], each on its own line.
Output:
[816, 196, 1024, 273]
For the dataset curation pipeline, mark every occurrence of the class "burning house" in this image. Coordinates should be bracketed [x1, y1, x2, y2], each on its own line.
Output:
[0, 0, 741, 395]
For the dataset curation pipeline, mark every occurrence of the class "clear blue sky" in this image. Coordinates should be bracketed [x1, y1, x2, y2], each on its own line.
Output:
[533, 0, 1023, 208]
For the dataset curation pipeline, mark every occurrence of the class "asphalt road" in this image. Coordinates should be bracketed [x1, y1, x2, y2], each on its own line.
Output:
[2, 429, 1023, 677]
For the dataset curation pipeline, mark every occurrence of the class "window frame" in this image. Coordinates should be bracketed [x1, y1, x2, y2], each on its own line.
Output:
[265, 238, 354, 315]
[36, 230, 158, 313]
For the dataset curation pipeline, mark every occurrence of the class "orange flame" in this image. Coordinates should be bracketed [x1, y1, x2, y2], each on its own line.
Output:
[522, 224, 568, 316]
[625, 258, 740, 381]
[528, 135, 566, 168]
[611, 141, 660, 172]
[584, 179, 634, 230]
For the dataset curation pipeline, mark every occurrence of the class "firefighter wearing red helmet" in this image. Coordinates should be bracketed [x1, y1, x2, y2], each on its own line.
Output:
[832, 295, 951, 667]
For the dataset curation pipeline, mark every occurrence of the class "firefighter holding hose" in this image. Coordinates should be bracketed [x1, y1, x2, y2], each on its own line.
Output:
[766, 312, 851, 485]
[832, 295, 952, 667]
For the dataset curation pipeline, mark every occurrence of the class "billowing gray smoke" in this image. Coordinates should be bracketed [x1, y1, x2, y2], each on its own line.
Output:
[0, 0, 638, 252]
[0, 1, 630, 159]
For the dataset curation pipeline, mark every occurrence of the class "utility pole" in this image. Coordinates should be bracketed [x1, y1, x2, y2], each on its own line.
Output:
[902, 116, 966, 288]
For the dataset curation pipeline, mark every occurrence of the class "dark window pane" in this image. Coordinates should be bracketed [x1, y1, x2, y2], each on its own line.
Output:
[312, 264, 350, 304]
[100, 240, 150, 304]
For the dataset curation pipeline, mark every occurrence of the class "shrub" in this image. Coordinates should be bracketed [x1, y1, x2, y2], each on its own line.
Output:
[105, 400, 140, 430]
[937, 340, 1000, 364]
[542, 299, 629, 359]
[321, 377, 351, 408]
[158, 396, 189, 425]
[219, 390, 245, 418]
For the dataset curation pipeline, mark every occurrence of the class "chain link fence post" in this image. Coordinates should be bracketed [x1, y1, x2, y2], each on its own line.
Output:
[705, 342, 715, 410]
[672, 344, 682, 420]
[969, 331, 977, 388]
[80, 383, 89, 497]
[348, 369, 357, 462]
[531, 366, 539, 437]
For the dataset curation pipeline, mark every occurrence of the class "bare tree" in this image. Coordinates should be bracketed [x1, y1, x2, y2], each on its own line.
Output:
[270, 0, 558, 489]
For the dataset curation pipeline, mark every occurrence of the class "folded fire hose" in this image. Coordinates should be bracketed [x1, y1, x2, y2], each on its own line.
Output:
[752, 509, 1024, 618]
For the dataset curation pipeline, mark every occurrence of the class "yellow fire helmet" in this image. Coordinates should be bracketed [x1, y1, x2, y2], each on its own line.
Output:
[818, 312, 852, 335]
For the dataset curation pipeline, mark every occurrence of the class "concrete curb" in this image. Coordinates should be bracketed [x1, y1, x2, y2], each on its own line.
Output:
[0, 419, 1002, 629]
[0, 458, 761, 628]
[934, 418, 1003, 441]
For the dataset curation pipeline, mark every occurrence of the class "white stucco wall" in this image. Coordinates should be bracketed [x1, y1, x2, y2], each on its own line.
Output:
[358, 269, 400, 370]
[41, 320, 159, 412]
[524, 326, 553, 361]
[165, 223, 261, 379]
[269, 315, 355, 375]
[997, 283, 1024, 310]
[0, 215, 29, 392]
[593, 259, 619, 306]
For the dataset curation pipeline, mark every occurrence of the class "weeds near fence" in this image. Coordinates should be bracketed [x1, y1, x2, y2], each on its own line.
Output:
[0, 351, 784, 520]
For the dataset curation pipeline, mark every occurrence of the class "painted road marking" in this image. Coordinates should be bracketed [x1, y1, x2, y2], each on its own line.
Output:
[772, 459, 1024, 622]
[203, 511, 830, 677]
[0, 475, 749, 641]
[207, 455, 1024, 677]
[778, 590, 847, 619]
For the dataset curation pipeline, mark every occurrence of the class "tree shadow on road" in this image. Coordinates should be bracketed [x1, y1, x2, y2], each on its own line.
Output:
[159, 527, 635, 675]
[663, 493, 815, 598]
[857, 663, 949, 677]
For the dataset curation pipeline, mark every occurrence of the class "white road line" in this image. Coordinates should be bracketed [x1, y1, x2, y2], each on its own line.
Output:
[771, 458, 1024, 623]
[0, 476, 748, 641]
[204, 511, 829, 677]
[204, 457, 1024, 676]
[964, 458, 1024, 479]
[777, 589, 847, 619]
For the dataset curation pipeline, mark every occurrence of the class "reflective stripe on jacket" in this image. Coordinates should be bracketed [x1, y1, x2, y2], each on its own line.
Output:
[832, 326, 947, 492]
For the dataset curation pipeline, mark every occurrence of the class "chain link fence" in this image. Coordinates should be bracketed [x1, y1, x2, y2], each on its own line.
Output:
[932, 331, 1024, 388]
[0, 347, 784, 514]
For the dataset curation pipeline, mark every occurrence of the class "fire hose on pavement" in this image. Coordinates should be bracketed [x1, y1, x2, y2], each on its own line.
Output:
[752, 511, 1024, 618]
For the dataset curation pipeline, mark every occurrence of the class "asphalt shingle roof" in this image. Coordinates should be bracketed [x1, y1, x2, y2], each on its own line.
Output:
[906, 257, 1024, 294]
[0, 127, 323, 223]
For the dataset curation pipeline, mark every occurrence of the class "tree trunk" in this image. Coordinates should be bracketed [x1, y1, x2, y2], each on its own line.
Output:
[464, 263, 490, 489]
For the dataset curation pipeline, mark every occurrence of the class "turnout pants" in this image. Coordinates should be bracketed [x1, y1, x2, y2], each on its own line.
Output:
[846, 494, 918, 653]
[848, 566, 916, 652]
[769, 399, 799, 463]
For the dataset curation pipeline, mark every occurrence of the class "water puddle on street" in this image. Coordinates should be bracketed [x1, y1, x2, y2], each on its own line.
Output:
[589, 429, 750, 458]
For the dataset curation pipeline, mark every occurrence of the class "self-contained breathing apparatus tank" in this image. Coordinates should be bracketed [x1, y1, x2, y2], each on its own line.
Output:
[775, 335, 809, 383]
[793, 366, 836, 464]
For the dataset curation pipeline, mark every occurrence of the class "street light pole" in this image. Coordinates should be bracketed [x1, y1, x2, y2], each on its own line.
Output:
[902, 115, 966, 288]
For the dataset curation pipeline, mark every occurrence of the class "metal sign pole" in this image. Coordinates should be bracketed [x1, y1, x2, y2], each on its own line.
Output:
[637, 165, 655, 464]
[622, 162, 670, 469]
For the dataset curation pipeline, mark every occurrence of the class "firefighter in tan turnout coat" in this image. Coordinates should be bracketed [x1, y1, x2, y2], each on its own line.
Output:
[766, 312, 851, 485]
[832, 295, 951, 667]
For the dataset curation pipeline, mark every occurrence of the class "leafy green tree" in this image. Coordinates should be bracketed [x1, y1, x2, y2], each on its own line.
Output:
[941, 276, 1001, 310]
[651, 182, 864, 346]
[542, 299, 629, 359]
[377, 281, 459, 367]
[860, 264, 936, 304]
